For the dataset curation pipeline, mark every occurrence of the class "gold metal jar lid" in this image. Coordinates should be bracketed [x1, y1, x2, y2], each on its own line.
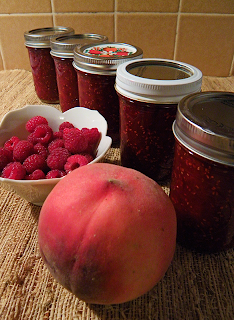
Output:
[50, 34, 108, 58]
[173, 91, 234, 165]
[24, 26, 74, 48]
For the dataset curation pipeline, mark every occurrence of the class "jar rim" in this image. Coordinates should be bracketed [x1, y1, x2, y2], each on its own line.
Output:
[24, 26, 74, 48]
[115, 58, 202, 103]
[50, 33, 108, 58]
[73, 42, 143, 73]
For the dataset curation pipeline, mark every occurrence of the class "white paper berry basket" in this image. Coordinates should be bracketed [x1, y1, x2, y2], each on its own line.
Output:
[0, 105, 112, 206]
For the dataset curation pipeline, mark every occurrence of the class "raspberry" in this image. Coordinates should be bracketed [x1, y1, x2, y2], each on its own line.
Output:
[34, 143, 48, 159]
[53, 131, 63, 139]
[82, 153, 94, 163]
[26, 169, 46, 180]
[13, 140, 34, 163]
[0, 147, 13, 171]
[64, 154, 90, 173]
[63, 128, 88, 154]
[4, 136, 20, 152]
[23, 154, 47, 174]
[81, 127, 101, 145]
[27, 132, 37, 145]
[1, 115, 99, 181]
[81, 128, 101, 155]
[46, 169, 66, 179]
[33, 124, 53, 145]
[48, 139, 64, 153]
[47, 147, 70, 170]
[2, 162, 26, 180]
[59, 121, 75, 132]
[25, 116, 48, 133]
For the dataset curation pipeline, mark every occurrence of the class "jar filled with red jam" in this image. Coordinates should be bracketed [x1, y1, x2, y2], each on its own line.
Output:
[24, 27, 74, 103]
[115, 58, 202, 183]
[50, 34, 108, 112]
[170, 92, 234, 253]
[73, 43, 143, 143]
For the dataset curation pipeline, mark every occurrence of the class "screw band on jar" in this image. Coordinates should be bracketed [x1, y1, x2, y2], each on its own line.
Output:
[116, 58, 203, 103]
[24, 26, 75, 48]
[173, 91, 234, 166]
[115, 58, 202, 182]
[50, 33, 108, 59]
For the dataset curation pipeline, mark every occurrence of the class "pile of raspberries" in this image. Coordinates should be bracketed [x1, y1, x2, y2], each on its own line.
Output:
[0, 115, 101, 180]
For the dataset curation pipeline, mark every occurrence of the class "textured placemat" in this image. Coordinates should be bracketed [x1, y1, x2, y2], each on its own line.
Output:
[0, 69, 234, 319]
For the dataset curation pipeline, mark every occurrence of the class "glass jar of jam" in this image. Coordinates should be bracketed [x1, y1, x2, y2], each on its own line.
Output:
[73, 42, 143, 144]
[115, 58, 202, 183]
[170, 92, 234, 253]
[50, 34, 108, 112]
[24, 27, 74, 103]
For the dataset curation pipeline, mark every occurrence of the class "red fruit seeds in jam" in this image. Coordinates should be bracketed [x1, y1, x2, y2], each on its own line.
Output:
[53, 56, 79, 112]
[0, 118, 101, 180]
[170, 141, 234, 253]
[26, 47, 59, 103]
[76, 70, 119, 143]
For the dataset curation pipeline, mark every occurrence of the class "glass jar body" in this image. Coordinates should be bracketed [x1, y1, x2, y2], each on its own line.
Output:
[53, 56, 79, 112]
[26, 47, 59, 103]
[76, 69, 119, 143]
[118, 93, 177, 183]
[170, 139, 234, 253]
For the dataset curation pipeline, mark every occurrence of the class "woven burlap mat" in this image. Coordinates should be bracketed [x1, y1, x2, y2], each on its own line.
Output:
[0, 69, 234, 319]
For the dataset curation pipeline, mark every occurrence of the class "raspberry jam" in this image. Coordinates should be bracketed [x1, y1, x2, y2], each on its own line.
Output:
[76, 70, 119, 142]
[115, 59, 202, 183]
[50, 34, 108, 112]
[73, 43, 143, 143]
[170, 92, 234, 253]
[119, 95, 177, 181]
[24, 27, 74, 103]
[26, 47, 59, 103]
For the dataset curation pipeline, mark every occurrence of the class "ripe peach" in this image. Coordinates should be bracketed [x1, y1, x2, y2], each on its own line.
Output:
[38, 163, 176, 304]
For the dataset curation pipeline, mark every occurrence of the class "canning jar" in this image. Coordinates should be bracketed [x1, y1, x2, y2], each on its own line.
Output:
[170, 92, 234, 253]
[115, 58, 202, 182]
[50, 34, 108, 112]
[73, 42, 143, 143]
[24, 27, 74, 103]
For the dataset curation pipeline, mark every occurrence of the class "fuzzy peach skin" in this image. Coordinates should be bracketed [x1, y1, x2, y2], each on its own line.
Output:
[38, 163, 176, 305]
